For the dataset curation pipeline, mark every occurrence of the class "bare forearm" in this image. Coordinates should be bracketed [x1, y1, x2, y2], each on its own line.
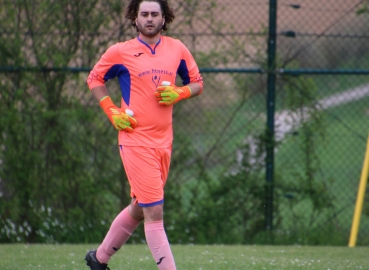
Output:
[91, 86, 109, 102]
[187, 82, 202, 97]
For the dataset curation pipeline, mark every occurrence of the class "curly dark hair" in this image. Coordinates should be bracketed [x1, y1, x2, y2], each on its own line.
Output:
[125, 0, 175, 32]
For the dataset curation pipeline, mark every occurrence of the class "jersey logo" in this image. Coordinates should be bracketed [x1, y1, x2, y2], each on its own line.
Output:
[152, 75, 161, 87]
[134, 52, 144, 57]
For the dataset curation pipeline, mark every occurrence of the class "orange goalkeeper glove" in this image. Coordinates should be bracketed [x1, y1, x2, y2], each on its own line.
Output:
[155, 82, 192, 106]
[100, 96, 137, 132]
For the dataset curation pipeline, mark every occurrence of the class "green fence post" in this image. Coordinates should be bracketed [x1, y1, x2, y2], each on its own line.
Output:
[266, 0, 277, 234]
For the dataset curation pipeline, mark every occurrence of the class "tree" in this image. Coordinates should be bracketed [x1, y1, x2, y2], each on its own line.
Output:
[0, 0, 133, 243]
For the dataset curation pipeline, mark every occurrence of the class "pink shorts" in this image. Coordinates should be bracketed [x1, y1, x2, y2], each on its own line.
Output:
[119, 145, 172, 207]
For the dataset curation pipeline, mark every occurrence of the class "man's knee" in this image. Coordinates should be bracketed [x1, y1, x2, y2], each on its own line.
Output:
[129, 199, 144, 221]
[143, 204, 163, 222]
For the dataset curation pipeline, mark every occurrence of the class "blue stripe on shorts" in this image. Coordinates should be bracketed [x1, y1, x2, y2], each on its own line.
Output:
[138, 199, 164, 208]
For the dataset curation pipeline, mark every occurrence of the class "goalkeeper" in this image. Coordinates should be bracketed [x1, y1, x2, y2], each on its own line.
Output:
[85, 0, 203, 269]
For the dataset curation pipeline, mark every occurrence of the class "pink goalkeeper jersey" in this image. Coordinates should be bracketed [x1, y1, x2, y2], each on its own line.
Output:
[87, 36, 203, 148]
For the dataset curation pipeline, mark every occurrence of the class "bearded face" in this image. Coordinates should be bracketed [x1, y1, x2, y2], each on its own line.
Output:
[136, 1, 165, 38]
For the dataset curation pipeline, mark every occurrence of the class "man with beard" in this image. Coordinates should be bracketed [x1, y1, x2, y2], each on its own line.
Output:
[84, 0, 203, 269]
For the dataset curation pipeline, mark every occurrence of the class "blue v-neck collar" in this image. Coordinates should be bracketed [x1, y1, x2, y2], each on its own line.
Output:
[137, 36, 161, 55]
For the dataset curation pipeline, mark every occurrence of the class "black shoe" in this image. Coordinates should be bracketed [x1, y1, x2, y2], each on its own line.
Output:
[85, 249, 110, 270]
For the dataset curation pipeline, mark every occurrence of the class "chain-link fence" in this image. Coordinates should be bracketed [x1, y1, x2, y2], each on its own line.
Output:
[1, 0, 369, 245]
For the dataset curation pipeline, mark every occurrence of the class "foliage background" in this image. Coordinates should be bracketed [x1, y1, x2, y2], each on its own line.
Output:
[1, 0, 369, 246]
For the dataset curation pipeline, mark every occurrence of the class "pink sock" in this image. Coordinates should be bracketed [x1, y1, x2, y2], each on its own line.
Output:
[96, 207, 141, 264]
[144, 220, 176, 270]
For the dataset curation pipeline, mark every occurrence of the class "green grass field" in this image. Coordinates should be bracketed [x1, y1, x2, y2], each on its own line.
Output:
[1, 244, 368, 269]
